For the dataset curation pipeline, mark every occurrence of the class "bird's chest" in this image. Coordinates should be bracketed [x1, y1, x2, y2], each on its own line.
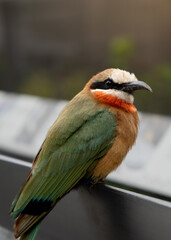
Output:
[91, 109, 139, 180]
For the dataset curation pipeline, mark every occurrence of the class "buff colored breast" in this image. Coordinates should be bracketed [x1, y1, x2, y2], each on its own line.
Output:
[91, 107, 139, 180]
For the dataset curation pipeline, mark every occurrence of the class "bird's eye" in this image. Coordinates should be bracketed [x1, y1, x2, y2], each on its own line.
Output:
[105, 79, 113, 88]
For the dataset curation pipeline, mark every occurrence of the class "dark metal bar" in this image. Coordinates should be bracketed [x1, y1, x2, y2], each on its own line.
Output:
[0, 155, 171, 240]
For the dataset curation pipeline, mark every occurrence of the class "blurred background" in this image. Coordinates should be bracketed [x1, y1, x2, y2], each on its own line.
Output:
[0, 0, 171, 114]
[0, 0, 171, 199]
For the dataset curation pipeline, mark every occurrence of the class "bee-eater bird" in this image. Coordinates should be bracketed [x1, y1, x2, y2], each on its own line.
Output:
[10, 68, 152, 240]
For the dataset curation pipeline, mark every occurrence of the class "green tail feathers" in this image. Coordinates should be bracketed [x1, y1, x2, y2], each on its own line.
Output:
[20, 223, 41, 240]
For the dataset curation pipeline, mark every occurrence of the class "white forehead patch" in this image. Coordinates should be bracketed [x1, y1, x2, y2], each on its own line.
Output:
[110, 69, 138, 84]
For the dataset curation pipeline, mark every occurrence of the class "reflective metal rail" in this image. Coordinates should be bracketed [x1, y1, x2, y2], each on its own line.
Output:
[0, 154, 171, 240]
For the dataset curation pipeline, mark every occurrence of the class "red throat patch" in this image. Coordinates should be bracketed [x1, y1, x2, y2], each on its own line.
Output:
[92, 91, 137, 113]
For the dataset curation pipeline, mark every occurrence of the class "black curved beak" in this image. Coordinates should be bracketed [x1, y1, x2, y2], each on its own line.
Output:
[121, 81, 152, 94]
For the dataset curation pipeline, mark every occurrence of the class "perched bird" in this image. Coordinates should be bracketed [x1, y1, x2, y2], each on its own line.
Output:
[10, 68, 152, 240]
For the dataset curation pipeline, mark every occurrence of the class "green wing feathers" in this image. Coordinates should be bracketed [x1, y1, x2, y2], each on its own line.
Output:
[10, 96, 116, 239]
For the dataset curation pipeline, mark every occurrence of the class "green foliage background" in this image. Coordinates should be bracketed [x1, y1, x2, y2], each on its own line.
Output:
[1, 37, 170, 115]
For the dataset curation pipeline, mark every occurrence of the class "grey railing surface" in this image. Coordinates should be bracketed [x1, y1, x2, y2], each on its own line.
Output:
[0, 154, 171, 240]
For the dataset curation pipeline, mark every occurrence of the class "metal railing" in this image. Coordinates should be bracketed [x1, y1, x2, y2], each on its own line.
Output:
[0, 154, 171, 240]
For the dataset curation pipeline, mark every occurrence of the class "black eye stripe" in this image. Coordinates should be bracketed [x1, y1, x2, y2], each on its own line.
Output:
[105, 79, 114, 87]
[90, 78, 124, 90]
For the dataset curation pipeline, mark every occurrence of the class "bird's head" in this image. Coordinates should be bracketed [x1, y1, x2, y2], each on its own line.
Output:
[86, 68, 152, 112]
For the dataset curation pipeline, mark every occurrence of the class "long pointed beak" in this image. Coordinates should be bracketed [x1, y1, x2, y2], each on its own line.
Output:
[121, 81, 152, 93]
